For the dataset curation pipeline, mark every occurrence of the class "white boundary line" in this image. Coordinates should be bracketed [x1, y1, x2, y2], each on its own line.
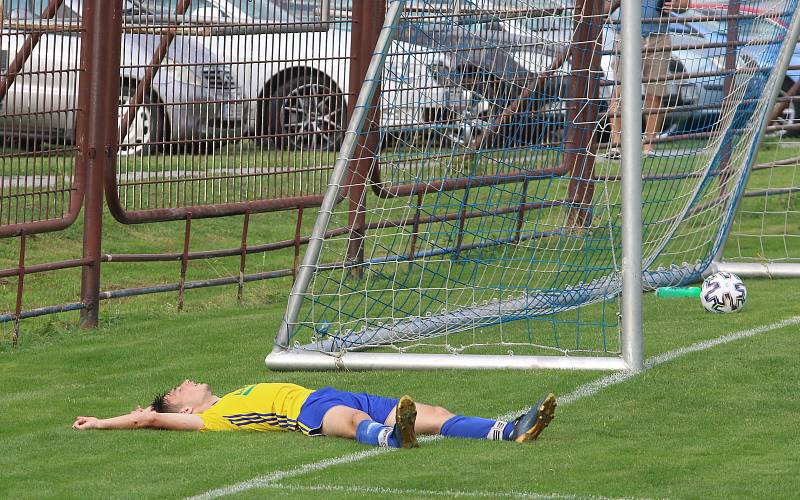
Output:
[253, 482, 660, 500]
[189, 316, 800, 500]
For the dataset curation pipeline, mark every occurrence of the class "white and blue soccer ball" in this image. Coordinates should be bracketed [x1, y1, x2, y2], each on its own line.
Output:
[700, 272, 747, 313]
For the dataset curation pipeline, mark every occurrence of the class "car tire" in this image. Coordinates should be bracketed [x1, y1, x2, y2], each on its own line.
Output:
[117, 82, 166, 157]
[264, 73, 346, 151]
[7, 136, 43, 152]
[773, 78, 800, 137]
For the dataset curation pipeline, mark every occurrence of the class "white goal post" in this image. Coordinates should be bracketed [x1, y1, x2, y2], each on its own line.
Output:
[267, 0, 800, 371]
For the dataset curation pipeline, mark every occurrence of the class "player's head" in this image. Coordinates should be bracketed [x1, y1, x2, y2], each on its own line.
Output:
[151, 379, 213, 413]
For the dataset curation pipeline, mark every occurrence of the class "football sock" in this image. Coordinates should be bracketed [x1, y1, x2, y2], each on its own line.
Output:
[440, 415, 513, 440]
[355, 419, 400, 448]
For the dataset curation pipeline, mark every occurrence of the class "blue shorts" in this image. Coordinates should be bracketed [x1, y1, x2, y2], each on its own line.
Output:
[296, 387, 399, 436]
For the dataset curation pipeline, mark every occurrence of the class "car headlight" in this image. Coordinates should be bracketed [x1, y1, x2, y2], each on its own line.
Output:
[710, 53, 758, 72]
[164, 57, 206, 87]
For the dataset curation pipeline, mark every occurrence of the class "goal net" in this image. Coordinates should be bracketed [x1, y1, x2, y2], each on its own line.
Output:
[268, 0, 800, 370]
[716, 73, 800, 277]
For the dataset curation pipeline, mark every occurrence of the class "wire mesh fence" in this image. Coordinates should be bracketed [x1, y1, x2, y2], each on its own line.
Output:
[108, 0, 349, 221]
[0, 0, 84, 237]
[0, 0, 363, 340]
[1, 0, 800, 345]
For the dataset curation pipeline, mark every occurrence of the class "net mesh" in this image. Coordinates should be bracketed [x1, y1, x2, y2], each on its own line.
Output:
[0, 0, 83, 234]
[723, 81, 800, 265]
[111, 0, 346, 220]
[280, 0, 798, 360]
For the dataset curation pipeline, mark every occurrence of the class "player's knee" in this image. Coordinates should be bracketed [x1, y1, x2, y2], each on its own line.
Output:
[427, 405, 455, 432]
[434, 405, 455, 419]
[351, 410, 371, 428]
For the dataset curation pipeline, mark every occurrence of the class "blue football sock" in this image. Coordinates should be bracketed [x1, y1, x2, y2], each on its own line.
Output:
[355, 419, 400, 448]
[440, 415, 513, 440]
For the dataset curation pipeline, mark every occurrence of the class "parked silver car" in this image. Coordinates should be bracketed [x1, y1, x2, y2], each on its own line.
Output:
[157, 0, 479, 150]
[0, 0, 247, 156]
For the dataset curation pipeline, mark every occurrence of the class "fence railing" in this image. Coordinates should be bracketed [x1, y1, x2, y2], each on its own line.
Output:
[2, 0, 799, 343]
[0, 0, 366, 343]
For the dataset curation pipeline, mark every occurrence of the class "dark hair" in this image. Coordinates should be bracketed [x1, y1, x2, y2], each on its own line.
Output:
[151, 391, 178, 413]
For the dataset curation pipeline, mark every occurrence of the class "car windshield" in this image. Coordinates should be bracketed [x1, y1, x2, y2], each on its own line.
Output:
[3, 0, 31, 19]
[689, 9, 783, 41]
[425, 0, 563, 9]
[59, 0, 217, 16]
[317, 0, 563, 13]
[130, 0, 214, 15]
[225, 0, 299, 22]
[420, 1, 569, 32]
[7, 0, 80, 19]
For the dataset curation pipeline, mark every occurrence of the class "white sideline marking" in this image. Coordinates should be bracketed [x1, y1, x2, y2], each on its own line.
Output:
[254, 482, 660, 500]
[189, 316, 800, 500]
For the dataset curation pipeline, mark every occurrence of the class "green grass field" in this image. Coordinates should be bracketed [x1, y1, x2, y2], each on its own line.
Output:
[1, 278, 798, 498]
[1, 138, 800, 498]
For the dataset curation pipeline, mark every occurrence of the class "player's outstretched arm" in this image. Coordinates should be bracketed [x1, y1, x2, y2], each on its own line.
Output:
[73, 408, 203, 431]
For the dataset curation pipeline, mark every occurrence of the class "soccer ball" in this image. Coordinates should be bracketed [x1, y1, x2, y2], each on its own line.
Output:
[700, 272, 747, 313]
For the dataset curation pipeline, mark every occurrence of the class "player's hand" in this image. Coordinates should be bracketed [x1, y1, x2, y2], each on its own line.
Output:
[130, 406, 152, 414]
[73, 416, 100, 430]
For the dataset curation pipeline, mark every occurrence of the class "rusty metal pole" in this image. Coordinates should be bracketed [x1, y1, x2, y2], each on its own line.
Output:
[769, 79, 799, 125]
[565, 0, 603, 228]
[12, 233, 26, 344]
[78, 0, 122, 328]
[237, 211, 250, 301]
[177, 214, 192, 312]
[292, 206, 304, 279]
[718, 0, 740, 190]
[118, 0, 193, 144]
[346, 0, 385, 273]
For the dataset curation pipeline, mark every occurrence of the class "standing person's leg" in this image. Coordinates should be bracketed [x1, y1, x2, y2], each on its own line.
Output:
[643, 93, 665, 153]
[608, 35, 624, 156]
[642, 34, 672, 153]
[610, 86, 622, 154]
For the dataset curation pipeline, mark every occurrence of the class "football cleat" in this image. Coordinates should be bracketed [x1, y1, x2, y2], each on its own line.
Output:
[509, 393, 557, 443]
[394, 395, 419, 448]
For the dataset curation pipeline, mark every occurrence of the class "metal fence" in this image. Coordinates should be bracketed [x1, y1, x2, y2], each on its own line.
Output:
[0, 0, 369, 342]
[2, 0, 799, 343]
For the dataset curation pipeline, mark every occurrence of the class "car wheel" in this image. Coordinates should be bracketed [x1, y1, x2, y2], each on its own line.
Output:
[266, 74, 346, 151]
[117, 83, 165, 157]
[7, 136, 43, 153]
[772, 78, 800, 137]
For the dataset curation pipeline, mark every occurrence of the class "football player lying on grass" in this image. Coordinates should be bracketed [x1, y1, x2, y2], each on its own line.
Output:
[73, 380, 556, 448]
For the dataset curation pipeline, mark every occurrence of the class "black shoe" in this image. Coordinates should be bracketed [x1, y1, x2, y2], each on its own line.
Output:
[509, 393, 557, 443]
[394, 395, 419, 448]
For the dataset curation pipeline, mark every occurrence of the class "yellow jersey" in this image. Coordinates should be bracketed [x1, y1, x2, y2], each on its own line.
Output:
[198, 383, 314, 432]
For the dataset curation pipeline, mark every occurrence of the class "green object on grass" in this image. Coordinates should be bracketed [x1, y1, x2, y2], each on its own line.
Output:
[655, 286, 702, 298]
